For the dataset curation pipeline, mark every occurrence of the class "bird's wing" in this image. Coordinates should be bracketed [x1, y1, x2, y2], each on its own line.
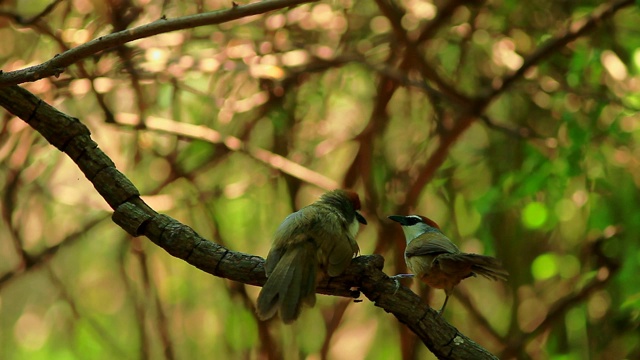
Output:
[405, 233, 460, 258]
[269, 206, 359, 278]
[308, 209, 359, 277]
[266, 211, 309, 275]
[431, 253, 508, 282]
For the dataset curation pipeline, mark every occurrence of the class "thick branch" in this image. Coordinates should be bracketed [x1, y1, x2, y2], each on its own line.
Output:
[0, 84, 498, 359]
[0, 0, 317, 87]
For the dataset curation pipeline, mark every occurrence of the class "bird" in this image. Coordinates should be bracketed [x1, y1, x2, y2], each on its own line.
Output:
[388, 214, 508, 316]
[256, 189, 367, 323]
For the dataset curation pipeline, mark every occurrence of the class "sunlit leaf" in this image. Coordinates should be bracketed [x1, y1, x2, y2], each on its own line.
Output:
[522, 202, 548, 229]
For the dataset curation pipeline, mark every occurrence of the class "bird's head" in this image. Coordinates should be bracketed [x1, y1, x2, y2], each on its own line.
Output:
[388, 214, 440, 242]
[320, 189, 367, 225]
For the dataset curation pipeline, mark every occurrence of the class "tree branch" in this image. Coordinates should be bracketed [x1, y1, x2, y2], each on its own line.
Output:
[0, 0, 318, 87]
[490, 0, 634, 99]
[0, 0, 65, 25]
[0, 83, 499, 359]
[500, 237, 621, 358]
[403, 0, 634, 210]
[112, 113, 339, 190]
[0, 215, 110, 290]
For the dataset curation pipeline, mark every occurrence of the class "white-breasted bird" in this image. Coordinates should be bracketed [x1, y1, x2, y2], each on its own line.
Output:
[389, 214, 508, 315]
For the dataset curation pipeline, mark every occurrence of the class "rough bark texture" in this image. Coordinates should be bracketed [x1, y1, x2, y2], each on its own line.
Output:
[0, 83, 498, 359]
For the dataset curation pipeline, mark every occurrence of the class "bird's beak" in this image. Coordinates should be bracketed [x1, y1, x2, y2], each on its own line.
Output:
[356, 211, 367, 225]
[387, 215, 407, 225]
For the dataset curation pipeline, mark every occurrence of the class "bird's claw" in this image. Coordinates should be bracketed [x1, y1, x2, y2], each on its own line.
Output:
[389, 274, 415, 294]
[390, 274, 415, 280]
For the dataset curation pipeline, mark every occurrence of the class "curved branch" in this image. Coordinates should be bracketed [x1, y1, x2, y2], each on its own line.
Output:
[491, 0, 634, 99]
[0, 0, 317, 87]
[0, 83, 499, 360]
[404, 0, 634, 210]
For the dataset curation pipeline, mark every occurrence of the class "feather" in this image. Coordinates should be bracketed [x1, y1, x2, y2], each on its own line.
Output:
[256, 241, 319, 324]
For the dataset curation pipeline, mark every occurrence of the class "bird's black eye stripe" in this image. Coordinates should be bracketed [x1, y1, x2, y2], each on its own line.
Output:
[406, 215, 422, 225]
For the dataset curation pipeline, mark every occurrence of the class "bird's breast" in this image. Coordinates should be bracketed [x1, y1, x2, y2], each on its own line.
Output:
[348, 217, 360, 238]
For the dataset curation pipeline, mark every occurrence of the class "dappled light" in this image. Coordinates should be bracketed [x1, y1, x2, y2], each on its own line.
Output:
[1, 0, 639, 359]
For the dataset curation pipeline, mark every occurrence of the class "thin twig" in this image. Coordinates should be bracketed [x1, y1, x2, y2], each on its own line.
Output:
[320, 298, 352, 360]
[47, 266, 130, 358]
[0, 215, 109, 290]
[0, 0, 65, 25]
[117, 238, 151, 360]
[490, 0, 634, 99]
[0, 0, 318, 87]
[404, 0, 634, 211]
[500, 237, 620, 358]
[481, 115, 543, 139]
[112, 113, 339, 190]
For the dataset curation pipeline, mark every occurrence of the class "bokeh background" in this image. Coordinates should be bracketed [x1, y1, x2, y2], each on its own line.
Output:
[1, 0, 639, 359]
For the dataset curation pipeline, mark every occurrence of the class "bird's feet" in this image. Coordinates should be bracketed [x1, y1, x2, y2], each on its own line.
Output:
[389, 274, 415, 294]
[390, 274, 415, 280]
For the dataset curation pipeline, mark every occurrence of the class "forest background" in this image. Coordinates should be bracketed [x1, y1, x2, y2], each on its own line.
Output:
[0, 0, 639, 359]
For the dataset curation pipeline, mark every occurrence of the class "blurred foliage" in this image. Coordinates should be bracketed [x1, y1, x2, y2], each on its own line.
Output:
[1, 0, 640, 359]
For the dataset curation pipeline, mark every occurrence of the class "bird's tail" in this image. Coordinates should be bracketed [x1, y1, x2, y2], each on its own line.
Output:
[461, 254, 509, 281]
[256, 241, 318, 324]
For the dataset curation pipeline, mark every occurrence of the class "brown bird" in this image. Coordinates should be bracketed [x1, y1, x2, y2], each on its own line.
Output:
[256, 190, 367, 323]
[388, 214, 508, 315]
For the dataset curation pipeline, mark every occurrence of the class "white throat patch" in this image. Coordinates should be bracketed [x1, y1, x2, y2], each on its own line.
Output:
[401, 223, 432, 244]
[349, 216, 361, 237]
